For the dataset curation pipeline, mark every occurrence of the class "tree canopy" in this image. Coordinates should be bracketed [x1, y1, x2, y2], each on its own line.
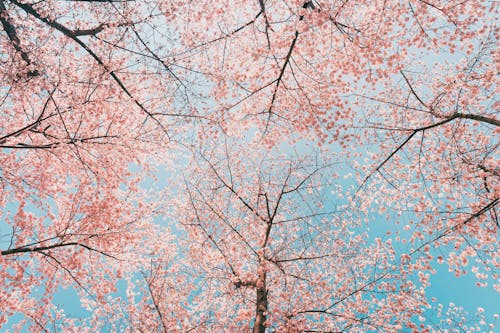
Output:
[0, 0, 497, 332]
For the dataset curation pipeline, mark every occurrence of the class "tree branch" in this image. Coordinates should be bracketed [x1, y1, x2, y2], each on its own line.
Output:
[9, 0, 170, 135]
[0, 0, 38, 76]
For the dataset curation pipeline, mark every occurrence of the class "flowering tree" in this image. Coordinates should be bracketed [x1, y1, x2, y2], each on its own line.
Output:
[0, 0, 176, 329]
[165, 0, 498, 307]
[0, 0, 497, 332]
[112, 138, 496, 332]
[173, 142, 431, 332]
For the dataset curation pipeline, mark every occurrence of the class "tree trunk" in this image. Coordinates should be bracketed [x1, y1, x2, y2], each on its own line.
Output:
[252, 270, 268, 333]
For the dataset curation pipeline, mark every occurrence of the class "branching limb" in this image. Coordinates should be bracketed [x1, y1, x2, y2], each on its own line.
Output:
[0, 0, 39, 76]
[9, 0, 170, 136]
